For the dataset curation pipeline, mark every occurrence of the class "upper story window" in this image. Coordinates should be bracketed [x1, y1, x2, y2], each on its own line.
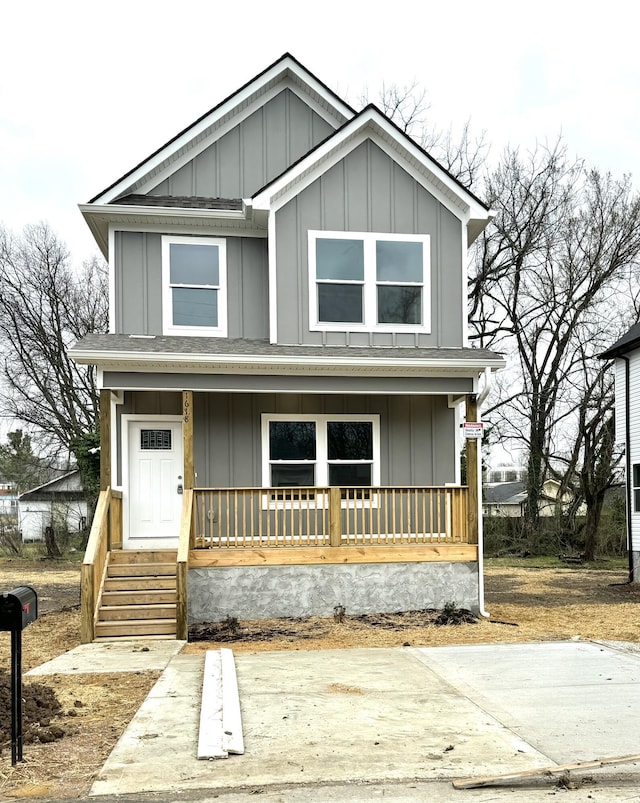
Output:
[162, 236, 227, 337]
[308, 231, 430, 333]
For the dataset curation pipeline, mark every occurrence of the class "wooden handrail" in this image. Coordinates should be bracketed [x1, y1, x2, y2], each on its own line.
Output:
[192, 485, 469, 549]
[176, 489, 194, 640]
[80, 487, 112, 643]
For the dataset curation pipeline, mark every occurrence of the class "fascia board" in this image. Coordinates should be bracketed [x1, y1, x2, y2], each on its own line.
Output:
[69, 348, 506, 374]
[91, 59, 354, 205]
[252, 127, 468, 228]
[251, 109, 492, 226]
[81, 203, 246, 222]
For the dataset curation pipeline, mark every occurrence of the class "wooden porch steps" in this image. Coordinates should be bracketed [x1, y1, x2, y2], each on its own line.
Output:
[95, 549, 178, 641]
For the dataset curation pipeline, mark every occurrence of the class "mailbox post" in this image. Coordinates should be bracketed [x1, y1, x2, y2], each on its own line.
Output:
[0, 586, 38, 765]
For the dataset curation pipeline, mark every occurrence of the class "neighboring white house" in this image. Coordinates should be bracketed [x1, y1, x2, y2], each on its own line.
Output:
[600, 323, 640, 581]
[0, 485, 18, 518]
[18, 470, 88, 542]
[483, 479, 585, 518]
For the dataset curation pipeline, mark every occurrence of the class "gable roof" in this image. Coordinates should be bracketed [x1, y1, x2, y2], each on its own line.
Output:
[89, 53, 355, 206]
[248, 103, 492, 244]
[599, 322, 640, 359]
[18, 470, 83, 501]
[81, 55, 495, 257]
[483, 481, 526, 505]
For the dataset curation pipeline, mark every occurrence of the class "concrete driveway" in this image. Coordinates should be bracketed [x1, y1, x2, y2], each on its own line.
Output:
[30, 640, 640, 801]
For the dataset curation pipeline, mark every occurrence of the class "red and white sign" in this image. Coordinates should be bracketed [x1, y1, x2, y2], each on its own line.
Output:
[463, 422, 484, 439]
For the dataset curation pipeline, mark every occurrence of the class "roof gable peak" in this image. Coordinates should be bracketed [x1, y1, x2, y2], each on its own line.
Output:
[89, 54, 355, 206]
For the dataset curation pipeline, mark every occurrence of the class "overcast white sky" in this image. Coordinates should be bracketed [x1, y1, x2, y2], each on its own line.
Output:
[1, 0, 638, 263]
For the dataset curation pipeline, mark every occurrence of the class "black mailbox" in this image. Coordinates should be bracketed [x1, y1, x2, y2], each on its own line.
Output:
[0, 586, 38, 632]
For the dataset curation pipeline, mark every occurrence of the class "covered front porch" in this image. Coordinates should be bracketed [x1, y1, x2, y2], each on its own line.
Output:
[81, 390, 481, 642]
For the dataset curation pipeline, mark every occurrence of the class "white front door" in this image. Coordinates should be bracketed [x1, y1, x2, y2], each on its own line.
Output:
[125, 419, 184, 548]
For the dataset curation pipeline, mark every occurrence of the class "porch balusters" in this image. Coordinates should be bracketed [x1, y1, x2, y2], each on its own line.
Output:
[192, 486, 468, 549]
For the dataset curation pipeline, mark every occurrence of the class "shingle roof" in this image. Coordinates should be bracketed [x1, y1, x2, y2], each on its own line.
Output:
[483, 481, 526, 504]
[71, 334, 504, 363]
[113, 194, 243, 211]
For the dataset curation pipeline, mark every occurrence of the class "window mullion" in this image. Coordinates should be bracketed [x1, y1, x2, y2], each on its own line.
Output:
[364, 237, 376, 329]
[317, 422, 328, 486]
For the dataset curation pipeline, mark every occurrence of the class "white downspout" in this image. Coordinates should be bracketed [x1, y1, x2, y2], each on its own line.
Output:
[476, 367, 493, 618]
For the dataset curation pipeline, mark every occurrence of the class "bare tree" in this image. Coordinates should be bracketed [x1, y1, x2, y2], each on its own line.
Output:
[472, 144, 640, 544]
[0, 223, 107, 460]
[361, 82, 488, 188]
[365, 77, 640, 555]
[554, 357, 622, 560]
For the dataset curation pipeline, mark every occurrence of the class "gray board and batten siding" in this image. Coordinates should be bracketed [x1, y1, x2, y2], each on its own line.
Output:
[114, 231, 268, 339]
[274, 140, 465, 348]
[102, 372, 474, 395]
[111, 390, 457, 489]
[148, 89, 336, 200]
[192, 392, 456, 489]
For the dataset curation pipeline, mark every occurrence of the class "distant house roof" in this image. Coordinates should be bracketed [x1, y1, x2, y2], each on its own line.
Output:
[483, 482, 526, 506]
[600, 322, 640, 359]
[19, 470, 84, 502]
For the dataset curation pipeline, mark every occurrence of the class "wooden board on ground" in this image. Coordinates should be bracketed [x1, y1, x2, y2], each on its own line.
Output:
[453, 753, 640, 789]
[197, 650, 226, 760]
[221, 647, 244, 755]
[197, 649, 244, 759]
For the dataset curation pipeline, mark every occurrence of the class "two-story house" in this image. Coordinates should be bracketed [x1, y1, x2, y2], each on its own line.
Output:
[71, 54, 505, 641]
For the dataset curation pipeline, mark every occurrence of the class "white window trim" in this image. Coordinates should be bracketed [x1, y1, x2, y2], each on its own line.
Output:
[308, 230, 431, 334]
[161, 235, 228, 337]
[261, 413, 381, 488]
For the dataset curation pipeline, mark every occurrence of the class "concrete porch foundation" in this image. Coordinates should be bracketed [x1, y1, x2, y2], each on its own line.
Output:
[188, 561, 479, 623]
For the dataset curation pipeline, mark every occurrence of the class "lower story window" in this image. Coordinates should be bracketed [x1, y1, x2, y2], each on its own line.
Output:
[262, 414, 380, 487]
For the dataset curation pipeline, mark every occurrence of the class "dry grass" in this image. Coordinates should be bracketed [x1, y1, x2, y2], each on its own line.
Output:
[1, 558, 639, 798]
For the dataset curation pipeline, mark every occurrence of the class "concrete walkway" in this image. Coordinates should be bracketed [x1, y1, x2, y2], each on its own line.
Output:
[28, 640, 640, 800]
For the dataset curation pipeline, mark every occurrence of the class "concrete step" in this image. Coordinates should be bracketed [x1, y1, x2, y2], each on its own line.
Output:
[99, 603, 177, 621]
[101, 589, 176, 606]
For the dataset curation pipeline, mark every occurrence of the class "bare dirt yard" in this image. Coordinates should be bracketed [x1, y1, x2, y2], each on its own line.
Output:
[1, 556, 639, 798]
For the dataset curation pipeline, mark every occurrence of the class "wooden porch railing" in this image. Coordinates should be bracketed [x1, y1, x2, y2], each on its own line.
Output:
[80, 487, 122, 643]
[192, 486, 469, 549]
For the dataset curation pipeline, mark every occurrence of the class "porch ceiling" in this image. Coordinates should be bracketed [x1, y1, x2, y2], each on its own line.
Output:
[70, 335, 505, 379]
